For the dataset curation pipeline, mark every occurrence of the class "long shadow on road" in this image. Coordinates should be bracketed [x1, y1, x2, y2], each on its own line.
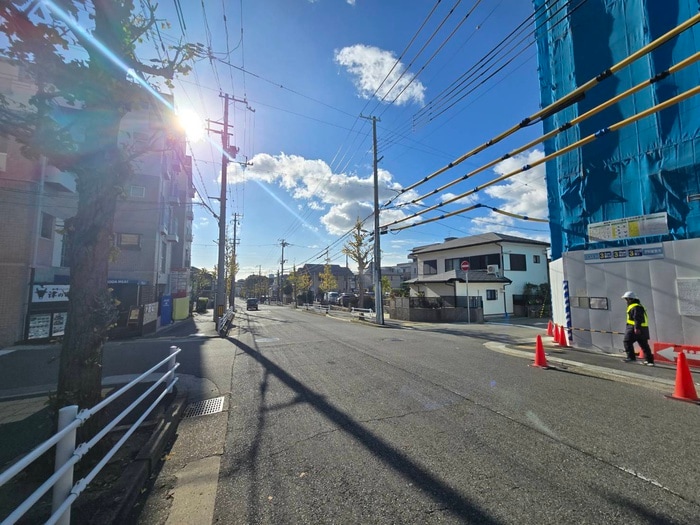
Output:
[230, 337, 504, 524]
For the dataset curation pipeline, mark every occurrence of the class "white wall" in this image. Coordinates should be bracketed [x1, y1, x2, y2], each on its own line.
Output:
[550, 238, 700, 353]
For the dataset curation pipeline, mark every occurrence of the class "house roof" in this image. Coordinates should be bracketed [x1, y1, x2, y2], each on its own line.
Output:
[411, 233, 549, 256]
[299, 263, 355, 278]
[404, 269, 511, 285]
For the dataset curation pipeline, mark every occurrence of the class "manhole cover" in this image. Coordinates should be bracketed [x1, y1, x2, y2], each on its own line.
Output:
[183, 396, 225, 418]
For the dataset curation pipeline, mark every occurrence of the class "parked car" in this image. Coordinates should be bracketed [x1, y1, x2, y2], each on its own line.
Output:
[246, 298, 259, 311]
[338, 293, 358, 308]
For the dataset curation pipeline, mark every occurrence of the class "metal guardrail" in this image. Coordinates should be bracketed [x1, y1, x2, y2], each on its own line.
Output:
[0, 346, 181, 525]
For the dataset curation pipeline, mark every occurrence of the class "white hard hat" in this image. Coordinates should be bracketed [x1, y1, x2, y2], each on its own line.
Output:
[621, 291, 637, 299]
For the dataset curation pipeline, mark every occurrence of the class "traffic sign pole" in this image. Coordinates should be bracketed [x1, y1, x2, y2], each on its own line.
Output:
[461, 260, 470, 323]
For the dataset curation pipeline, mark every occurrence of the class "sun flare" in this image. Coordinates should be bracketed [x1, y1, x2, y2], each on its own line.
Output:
[177, 108, 204, 142]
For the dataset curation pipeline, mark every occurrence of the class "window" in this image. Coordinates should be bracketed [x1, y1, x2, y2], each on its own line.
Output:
[445, 258, 464, 272]
[423, 259, 437, 275]
[117, 233, 141, 249]
[533, 254, 541, 263]
[41, 213, 54, 239]
[509, 253, 527, 271]
[486, 289, 498, 301]
[130, 185, 146, 198]
[445, 253, 500, 271]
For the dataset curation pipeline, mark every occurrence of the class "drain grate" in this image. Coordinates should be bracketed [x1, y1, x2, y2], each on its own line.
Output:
[183, 396, 225, 418]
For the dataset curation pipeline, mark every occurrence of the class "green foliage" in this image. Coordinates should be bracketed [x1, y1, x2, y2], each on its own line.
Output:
[241, 274, 270, 298]
[0, 1, 198, 421]
[380, 275, 392, 296]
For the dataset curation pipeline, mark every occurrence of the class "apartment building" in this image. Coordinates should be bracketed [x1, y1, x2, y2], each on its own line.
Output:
[0, 61, 193, 346]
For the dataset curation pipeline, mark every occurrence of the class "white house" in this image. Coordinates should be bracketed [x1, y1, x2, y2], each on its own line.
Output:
[406, 233, 550, 318]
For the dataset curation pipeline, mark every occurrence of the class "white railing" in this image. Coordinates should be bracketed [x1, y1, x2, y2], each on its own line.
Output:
[351, 307, 375, 318]
[0, 346, 181, 525]
[302, 303, 329, 314]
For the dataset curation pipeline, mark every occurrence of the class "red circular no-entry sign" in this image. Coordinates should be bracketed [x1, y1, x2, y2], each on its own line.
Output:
[460, 260, 470, 271]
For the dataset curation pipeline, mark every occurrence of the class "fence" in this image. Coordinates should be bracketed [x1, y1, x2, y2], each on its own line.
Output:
[302, 302, 330, 314]
[350, 307, 375, 319]
[0, 346, 181, 525]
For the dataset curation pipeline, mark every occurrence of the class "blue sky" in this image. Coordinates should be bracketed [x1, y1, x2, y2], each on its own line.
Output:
[163, 0, 551, 277]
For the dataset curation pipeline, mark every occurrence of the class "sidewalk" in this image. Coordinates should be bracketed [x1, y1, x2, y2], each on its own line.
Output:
[0, 314, 200, 524]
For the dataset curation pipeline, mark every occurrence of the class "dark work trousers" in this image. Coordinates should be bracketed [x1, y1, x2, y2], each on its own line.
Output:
[623, 327, 653, 362]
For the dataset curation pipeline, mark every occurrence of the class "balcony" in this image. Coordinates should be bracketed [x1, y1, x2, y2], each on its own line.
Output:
[44, 166, 77, 193]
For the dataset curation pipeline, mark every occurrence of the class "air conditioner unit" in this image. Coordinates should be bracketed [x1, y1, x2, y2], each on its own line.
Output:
[487, 265, 500, 275]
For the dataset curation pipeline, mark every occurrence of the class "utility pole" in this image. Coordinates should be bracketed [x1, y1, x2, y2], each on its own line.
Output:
[361, 114, 384, 325]
[279, 239, 289, 303]
[208, 94, 235, 322]
[208, 93, 249, 322]
[229, 213, 239, 308]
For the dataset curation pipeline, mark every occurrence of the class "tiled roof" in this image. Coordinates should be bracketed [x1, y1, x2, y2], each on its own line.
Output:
[411, 232, 549, 255]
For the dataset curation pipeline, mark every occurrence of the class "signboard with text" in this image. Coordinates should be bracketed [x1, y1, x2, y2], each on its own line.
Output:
[584, 244, 664, 264]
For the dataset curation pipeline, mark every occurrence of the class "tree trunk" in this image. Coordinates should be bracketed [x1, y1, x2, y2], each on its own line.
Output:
[56, 110, 122, 413]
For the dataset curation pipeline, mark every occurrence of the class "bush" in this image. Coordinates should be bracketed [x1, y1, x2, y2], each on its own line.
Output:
[196, 297, 208, 313]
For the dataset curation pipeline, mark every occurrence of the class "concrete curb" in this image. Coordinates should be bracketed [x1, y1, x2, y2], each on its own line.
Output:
[107, 384, 188, 523]
[484, 341, 677, 392]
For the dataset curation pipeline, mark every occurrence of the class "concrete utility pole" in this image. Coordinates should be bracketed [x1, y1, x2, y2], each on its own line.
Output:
[229, 213, 239, 308]
[361, 114, 384, 325]
[209, 93, 245, 322]
[214, 94, 231, 323]
[279, 239, 289, 303]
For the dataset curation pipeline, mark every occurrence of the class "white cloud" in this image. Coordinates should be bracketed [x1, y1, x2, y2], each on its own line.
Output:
[440, 192, 477, 206]
[484, 149, 548, 220]
[334, 44, 425, 106]
[229, 153, 417, 235]
[464, 149, 549, 241]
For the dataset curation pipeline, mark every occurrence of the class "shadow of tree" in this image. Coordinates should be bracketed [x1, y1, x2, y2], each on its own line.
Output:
[229, 338, 504, 524]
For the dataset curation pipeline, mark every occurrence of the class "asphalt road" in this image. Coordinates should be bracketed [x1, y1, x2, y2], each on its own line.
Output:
[6, 305, 697, 524]
[206, 305, 700, 525]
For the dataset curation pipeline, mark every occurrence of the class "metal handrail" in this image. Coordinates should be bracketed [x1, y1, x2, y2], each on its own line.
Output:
[0, 346, 181, 525]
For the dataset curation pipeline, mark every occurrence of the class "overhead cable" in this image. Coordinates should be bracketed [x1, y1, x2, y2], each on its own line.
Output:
[390, 49, 700, 213]
[385, 11, 700, 208]
[388, 84, 700, 232]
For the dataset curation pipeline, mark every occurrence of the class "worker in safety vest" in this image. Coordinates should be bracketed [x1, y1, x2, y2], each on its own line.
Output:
[621, 291, 654, 366]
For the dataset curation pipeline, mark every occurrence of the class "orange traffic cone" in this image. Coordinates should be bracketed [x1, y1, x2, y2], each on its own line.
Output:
[559, 327, 570, 348]
[546, 320, 554, 337]
[531, 334, 549, 369]
[666, 353, 700, 404]
[553, 325, 561, 344]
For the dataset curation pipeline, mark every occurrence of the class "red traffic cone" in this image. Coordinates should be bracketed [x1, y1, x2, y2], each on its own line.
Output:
[666, 353, 700, 404]
[530, 334, 549, 369]
[559, 327, 570, 348]
[553, 325, 560, 344]
[546, 320, 554, 337]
